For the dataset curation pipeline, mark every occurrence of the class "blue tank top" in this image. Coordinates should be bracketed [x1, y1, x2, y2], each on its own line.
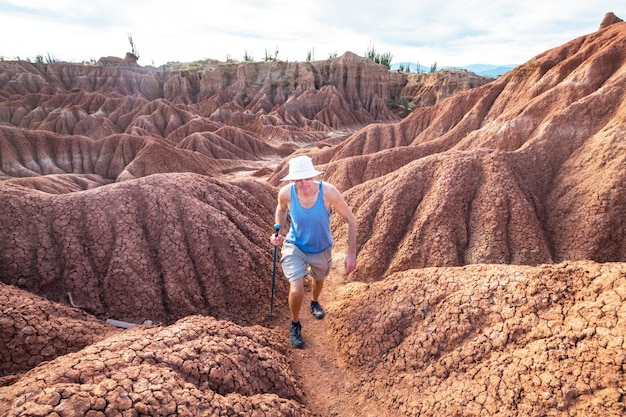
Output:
[286, 181, 333, 254]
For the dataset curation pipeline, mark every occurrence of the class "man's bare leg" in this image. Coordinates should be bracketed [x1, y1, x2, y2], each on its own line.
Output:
[289, 277, 305, 322]
[310, 278, 326, 319]
[311, 278, 324, 302]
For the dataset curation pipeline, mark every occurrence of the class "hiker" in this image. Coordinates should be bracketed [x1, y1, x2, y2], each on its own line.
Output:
[270, 155, 357, 348]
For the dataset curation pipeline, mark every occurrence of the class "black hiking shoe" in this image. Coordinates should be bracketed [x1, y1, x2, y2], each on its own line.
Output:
[310, 301, 325, 319]
[290, 321, 304, 349]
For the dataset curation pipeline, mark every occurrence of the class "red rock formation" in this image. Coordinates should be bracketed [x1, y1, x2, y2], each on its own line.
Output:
[268, 18, 626, 280]
[0, 282, 119, 377]
[599, 11, 623, 29]
[326, 261, 626, 416]
[0, 127, 221, 182]
[0, 315, 309, 416]
[0, 53, 410, 139]
[401, 68, 493, 109]
[0, 173, 284, 326]
[118, 52, 140, 70]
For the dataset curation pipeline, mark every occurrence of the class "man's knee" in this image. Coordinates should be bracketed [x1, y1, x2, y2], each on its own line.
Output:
[289, 278, 305, 297]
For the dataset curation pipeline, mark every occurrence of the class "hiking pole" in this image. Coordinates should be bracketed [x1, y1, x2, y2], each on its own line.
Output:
[269, 223, 281, 317]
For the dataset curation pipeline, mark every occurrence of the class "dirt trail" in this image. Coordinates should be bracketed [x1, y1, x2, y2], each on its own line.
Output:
[255, 164, 387, 415]
[274, 268, 389, 417]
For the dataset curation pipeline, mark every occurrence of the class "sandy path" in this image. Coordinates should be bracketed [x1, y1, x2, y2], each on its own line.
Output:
[273, 269, 389, 417]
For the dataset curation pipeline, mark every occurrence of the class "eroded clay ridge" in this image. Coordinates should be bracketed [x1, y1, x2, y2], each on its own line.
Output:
[326, 260, 626, 416]
[0, 314, 309, 417]
[0, 126, 222, 184]
[0, 282, 120, 378]
[0, 173, 287, 326]
[0, 53, 484, 142]
[0, 123, 296, 186]
[0, 53, 486, 186]
[270, 17, 626, 279]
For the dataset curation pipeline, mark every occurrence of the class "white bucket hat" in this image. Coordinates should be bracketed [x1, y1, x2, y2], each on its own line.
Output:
[281, 155, 324, 181]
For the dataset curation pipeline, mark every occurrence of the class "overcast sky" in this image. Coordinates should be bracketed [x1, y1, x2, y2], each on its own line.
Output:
[1, 1, 624, 68]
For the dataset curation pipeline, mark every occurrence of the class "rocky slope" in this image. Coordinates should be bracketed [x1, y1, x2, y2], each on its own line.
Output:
[1, 309, 307, 416]
[327, 261, 626, 416]
[0, 12, 625, 417]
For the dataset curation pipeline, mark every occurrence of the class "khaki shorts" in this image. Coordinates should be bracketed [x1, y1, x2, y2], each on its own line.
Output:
[280, 241, 333, 282]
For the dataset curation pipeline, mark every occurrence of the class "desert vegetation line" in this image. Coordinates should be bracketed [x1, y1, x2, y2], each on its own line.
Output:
[0, 34, 438, 73]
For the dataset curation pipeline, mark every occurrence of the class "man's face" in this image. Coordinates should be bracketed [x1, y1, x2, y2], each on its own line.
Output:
[295, 177, 314, 193]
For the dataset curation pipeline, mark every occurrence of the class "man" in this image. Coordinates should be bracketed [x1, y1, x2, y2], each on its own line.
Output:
[270, 155, 357, 348]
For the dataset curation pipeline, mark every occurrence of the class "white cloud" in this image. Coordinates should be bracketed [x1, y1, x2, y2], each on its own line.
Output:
[0, 0, 624, 66]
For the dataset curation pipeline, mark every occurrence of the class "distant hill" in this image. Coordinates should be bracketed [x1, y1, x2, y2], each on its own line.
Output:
[390, 62, 517, 77]
[460, 64, 518, 77]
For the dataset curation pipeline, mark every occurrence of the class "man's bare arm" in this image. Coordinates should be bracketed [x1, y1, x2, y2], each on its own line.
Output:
[270, 185, 290, 246]
[275, 185, 290, 231]
[324, 183, 357, 274]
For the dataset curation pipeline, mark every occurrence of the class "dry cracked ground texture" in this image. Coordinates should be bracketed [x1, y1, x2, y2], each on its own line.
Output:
[1, 261, 625, 416]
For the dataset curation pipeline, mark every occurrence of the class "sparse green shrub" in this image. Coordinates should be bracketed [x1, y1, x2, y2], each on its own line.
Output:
[366, 42, 377, 61]
[127, 33, 139, 59]
[430, 62, 437, 73]
[365, 42, 392, 69]
[378, 52, 392, 68]
[243, 50, 254, 62]
[264, 46, 280, 62]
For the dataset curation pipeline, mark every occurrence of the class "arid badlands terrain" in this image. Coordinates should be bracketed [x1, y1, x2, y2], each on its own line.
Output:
[1, 11, 625, 417]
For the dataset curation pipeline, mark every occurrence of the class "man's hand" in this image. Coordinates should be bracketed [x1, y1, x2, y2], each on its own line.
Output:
[344, 253, 356, 275]
[270, 234, 285, 246]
